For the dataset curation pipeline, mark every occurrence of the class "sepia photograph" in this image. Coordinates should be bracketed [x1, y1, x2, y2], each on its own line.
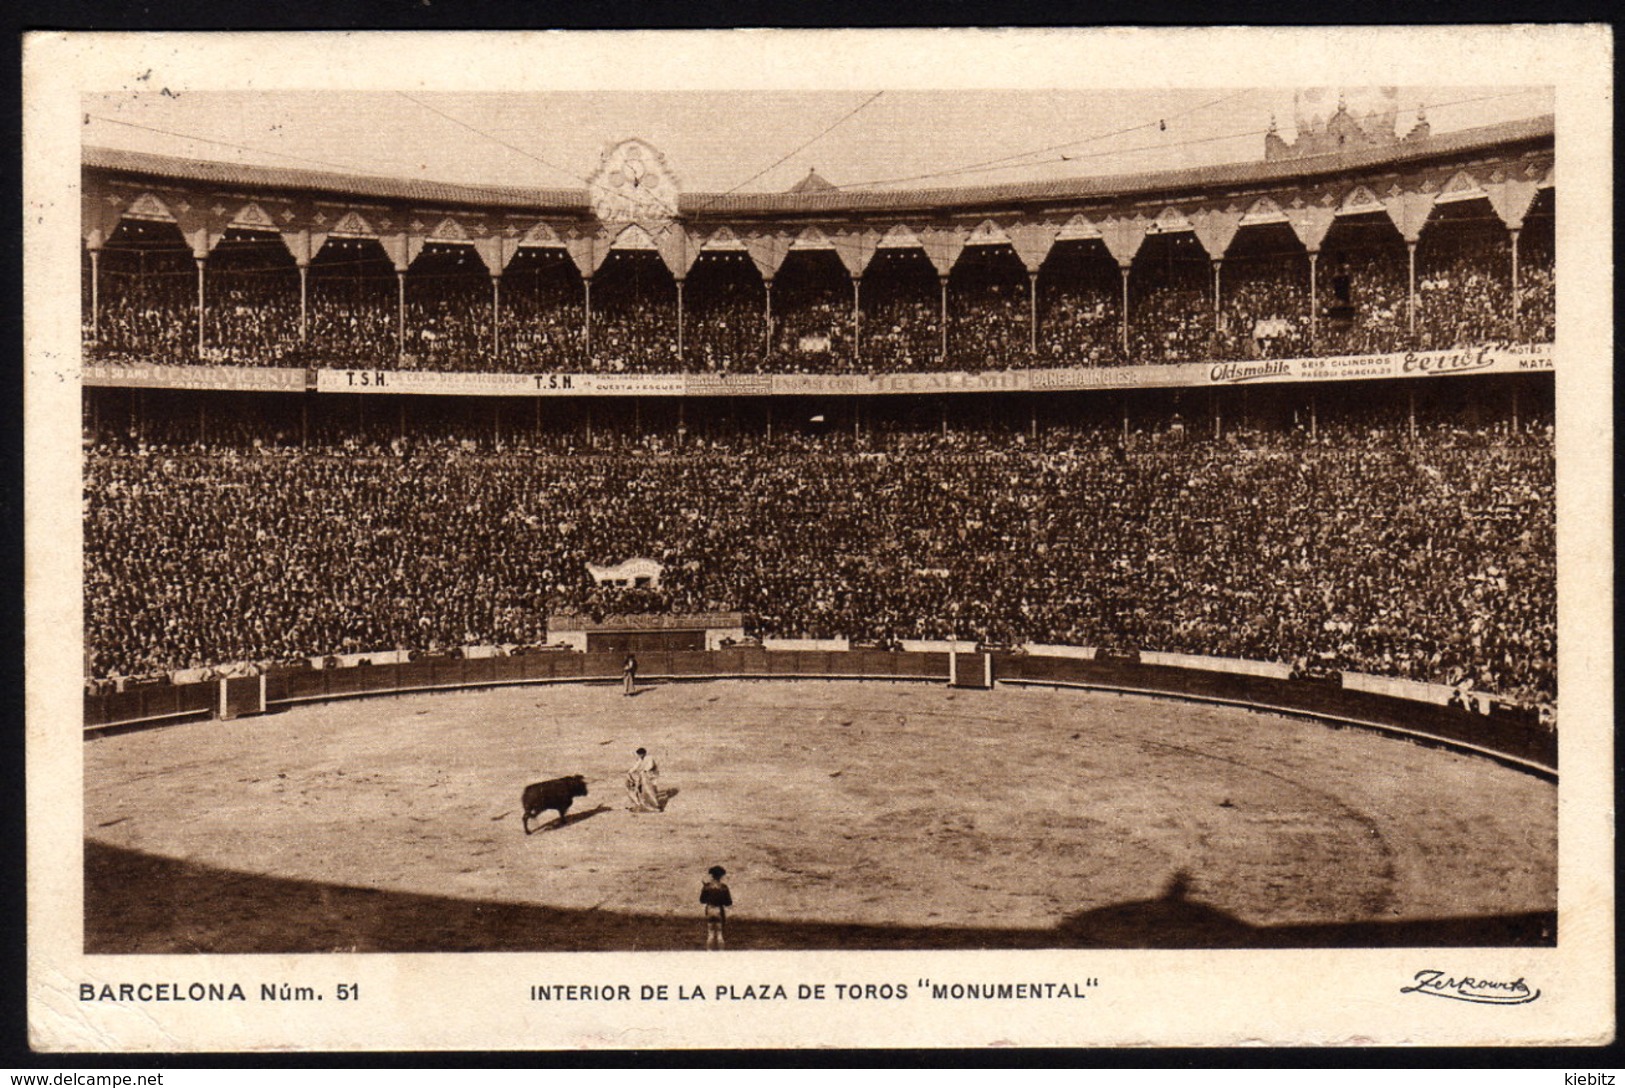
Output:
[24, 28, 1614, 1051]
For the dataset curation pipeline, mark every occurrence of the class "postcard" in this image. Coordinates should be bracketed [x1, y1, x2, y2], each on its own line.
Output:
[24, 26, 1614, 1051]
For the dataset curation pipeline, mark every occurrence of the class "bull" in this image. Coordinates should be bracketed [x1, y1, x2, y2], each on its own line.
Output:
[521, 775, 589, 834]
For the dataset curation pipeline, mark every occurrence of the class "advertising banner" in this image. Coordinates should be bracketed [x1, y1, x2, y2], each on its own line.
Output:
[547, 611, 744, 632]
[686, 373, 774, 396]
[123, 344, 1553, 399]
[313, 369, 686, 396]
[83, 363, 308, 391]
[1205, 342, 1552, 387]
[1027, 362, 1202, 391]
[771, 370, 1034, 396]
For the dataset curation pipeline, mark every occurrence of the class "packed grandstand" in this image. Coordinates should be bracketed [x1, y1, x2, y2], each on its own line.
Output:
[80, 106, 1557, 715]
[83, 163, 1554, 375]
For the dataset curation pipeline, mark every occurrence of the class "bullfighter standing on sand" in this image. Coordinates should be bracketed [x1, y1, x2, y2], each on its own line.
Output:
[701, 865, 732, 950]
[626, 746, 661, 812]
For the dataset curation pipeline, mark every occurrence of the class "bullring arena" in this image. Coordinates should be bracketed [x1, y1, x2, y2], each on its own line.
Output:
[85, 673, 1555, 953]
[78, 87, 1561, 957]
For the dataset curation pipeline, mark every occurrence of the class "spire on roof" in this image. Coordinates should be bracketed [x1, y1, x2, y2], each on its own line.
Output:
[789, 168, 836, 193]
[1404, 103, 1432, 143]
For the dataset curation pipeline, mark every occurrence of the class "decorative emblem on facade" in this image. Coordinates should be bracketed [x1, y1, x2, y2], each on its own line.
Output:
[966, 219, 1011, 247]
[588, 139, 680, 224]
[331, 211, 373, 237]
[430, 216, 470, 241]
[230, 202, 277, 230]
[703, 224, 743, 249]
[521, 220, 562, 247]
[125, 192, 174, 221]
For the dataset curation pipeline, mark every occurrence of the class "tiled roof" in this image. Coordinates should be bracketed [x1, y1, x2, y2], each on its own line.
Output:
[81, 146, 592, 212]
[84, 114, 1551, 221]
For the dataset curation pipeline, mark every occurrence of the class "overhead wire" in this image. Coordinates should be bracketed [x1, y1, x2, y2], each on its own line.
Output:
[393, 92, 586, 189]
[393, 90, 880, 214]
[90, 87, 1547, 203]
[896, 89, 1255, 184]
[397, 89, 885, 245]
[84, 114, 383, 175]
[833, 87, 1550, 192]
[689, 90, 886, 209]
[204, 88, 865, 258]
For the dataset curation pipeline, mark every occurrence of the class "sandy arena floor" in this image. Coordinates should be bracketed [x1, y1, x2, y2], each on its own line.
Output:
[83, 679, 1556, 952]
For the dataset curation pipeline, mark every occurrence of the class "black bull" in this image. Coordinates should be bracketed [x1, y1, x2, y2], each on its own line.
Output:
[521, 775, 589, 834]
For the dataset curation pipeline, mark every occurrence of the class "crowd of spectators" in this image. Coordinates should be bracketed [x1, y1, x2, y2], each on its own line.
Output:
[1518, 261, 1555, 344]
[1128, 258, 1215, 364]
[203, 271, 305, 366]
[84, 257, 199, 366]
[686, 276, 768, 373]
[1038, 263, 1127, 368]
[85, 408, 1556, 707]
[500, 261, 588, 369]
[83, 216, 1553, 374]
[1214, 258, 1313, 360]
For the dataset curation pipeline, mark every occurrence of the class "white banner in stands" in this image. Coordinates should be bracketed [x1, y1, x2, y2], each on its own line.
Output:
[763, 638, 851, 652]
[1339, 670, 1457, 706]
[1024, 644, 1098, 660]
[586, 557, 665, 589]
[1138, 650, 1294, 680]
[705, 628, 749, 651]
[306, 649, 412, 669]
[313, 369, 686, 396]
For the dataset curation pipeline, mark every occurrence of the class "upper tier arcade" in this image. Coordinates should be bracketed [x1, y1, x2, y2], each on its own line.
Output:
[82, 116, 1554, 377]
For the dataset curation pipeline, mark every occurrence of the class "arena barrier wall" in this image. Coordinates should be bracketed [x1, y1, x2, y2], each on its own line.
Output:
[82, 680, 217, 731]
[995, 654, 1555, 776]
[83, 650, 1555, 776]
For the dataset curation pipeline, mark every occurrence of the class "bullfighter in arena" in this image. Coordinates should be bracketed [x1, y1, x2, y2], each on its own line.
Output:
[701, 865, 733, 950]
[626, 746, 662, 812]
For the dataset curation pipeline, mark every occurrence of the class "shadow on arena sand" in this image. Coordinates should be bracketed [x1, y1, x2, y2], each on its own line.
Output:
[85, 841, 1555, 953]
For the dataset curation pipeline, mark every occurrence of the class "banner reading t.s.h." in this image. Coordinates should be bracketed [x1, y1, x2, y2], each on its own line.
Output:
[313, 369, 686, 396]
